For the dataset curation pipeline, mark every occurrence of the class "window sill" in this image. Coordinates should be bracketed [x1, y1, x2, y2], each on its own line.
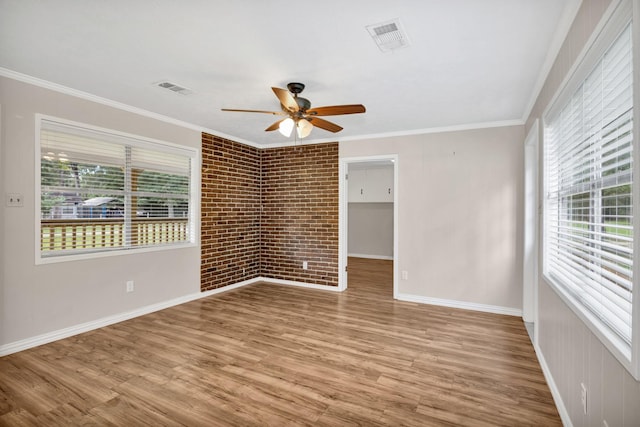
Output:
[36, 242, 198, 265]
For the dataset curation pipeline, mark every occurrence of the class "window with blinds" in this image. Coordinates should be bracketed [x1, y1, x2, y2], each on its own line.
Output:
[544, 22, 633, 348]
[38, 118, 196, 259]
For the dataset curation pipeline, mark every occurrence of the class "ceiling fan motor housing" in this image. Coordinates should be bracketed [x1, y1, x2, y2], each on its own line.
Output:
[287, 82, 305, 94]
[295, 97, 311, 111]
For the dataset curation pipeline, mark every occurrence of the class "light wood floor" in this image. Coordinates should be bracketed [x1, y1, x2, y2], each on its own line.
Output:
[0, 258, 560, 426]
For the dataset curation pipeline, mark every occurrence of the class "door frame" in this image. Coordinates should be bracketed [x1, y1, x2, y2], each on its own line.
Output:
[523, 120, 539, 344]
[338, 155, 399, 298]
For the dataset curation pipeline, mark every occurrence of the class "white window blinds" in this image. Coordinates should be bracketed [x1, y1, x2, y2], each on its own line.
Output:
[544, 23, 633, 346]
[39, 119, 195, 258]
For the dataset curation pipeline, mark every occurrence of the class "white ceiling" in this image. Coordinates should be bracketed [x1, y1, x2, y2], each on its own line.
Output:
[0, 0, 580, 146]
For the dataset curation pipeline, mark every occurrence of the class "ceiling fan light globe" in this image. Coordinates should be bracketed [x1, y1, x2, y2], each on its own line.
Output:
[297, 119, 313, 138]
[279, 118, 294, 137]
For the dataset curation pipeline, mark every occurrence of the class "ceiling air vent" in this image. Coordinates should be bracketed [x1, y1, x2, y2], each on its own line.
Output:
[156, 81, 193, 95]
[366, 19, 410, 52]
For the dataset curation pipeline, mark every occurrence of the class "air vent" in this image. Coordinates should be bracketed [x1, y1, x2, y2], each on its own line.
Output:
[155, 81, 193, 95]
[366, 18, 410, 52]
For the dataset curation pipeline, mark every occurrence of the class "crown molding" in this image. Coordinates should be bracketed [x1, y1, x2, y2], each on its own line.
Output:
[0, 67, 261, 147]
[2, 68, 525, 149]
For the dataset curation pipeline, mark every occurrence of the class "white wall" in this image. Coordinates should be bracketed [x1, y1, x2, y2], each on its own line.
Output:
[525, 0, 640, 425]
[348, 202, 393, 258]
[0, 76, 201, 348]
[341, 125, 524, 312]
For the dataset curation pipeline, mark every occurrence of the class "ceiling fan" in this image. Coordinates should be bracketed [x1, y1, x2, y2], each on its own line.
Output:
[221, 82, 366, 139]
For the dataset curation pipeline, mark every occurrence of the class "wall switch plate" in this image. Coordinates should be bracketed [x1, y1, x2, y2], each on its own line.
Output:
[302, 261, 308, 270]
[401, 270, 408, 280]
[126, 281, 134, 293]
[5, 193, 24, 207]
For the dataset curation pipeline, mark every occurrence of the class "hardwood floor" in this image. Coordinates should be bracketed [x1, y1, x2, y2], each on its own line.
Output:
[347, 256, 394, 299]
[0, 258, 560, 426]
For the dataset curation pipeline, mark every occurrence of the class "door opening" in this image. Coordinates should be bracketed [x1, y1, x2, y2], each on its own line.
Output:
[339, 155, 398, 298]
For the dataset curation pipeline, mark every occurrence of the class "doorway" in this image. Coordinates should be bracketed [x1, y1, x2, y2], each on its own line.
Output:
[339, 155, 398, 298]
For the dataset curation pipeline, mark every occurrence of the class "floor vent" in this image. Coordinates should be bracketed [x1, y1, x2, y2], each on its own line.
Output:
[155, 81, 193, 95]
[366, 19, 410, 52]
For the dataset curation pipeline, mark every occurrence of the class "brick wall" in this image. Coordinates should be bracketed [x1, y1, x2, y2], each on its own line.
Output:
[260, 143, 339, 286]
[201, 133, 339, 291]
[201, 133, 261, 291]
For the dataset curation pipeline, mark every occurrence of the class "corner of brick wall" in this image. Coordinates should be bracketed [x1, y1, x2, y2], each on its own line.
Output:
[201, 133, 339, 291]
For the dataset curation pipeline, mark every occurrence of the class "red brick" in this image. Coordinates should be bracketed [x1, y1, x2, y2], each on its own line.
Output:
[201, 133, 339, 290]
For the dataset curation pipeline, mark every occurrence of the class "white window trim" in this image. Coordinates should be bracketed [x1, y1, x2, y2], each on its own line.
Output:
[542, 0, 640, 380]
[35, 114, 200, 264]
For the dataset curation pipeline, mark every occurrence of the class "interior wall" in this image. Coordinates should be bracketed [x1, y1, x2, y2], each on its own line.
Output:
[348, 202, 393, 258]
[261, 143, 339, 286]
[525, 0, 640, 425]
[0, 103, 5, 345]
[341, 125, 524, 311]
[201, 133, 260, 291]
[0, 76, 201, 347]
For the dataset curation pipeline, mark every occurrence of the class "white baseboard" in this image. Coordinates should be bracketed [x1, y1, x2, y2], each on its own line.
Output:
[0, 290, 204, 357]
[0, 276, 339, 357]
[0, 278, 263, 357]
[534, 342, 573, 427]
[348, 253, 394, 260]
[258, 277, 342, 292]
[200, 277, 262, 297]
[1, 281, 521, 358]
[396, 292, 522, 317]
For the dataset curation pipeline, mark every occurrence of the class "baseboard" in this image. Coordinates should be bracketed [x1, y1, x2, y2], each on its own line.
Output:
[0, 277, 262, 357]
[395, 292, 522, 317]
[534, 342, 573, 427]
[347, 253, 394, 260]
[0, 276, 340, 356]
[200, 277, 262, 297]
[258, 277, 342, 292]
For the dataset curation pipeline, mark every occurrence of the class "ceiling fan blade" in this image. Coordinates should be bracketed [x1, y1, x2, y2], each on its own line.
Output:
[307, 104, 366, 116]
[265, 119, 286, 132]
[221, 108, 285, 115]
[272, 87, 299, 112]
[308, 117, 343, 133]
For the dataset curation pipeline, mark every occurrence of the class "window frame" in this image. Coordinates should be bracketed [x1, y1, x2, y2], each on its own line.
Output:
[542, 0, 640, 380]
[35, 114, 200, 264]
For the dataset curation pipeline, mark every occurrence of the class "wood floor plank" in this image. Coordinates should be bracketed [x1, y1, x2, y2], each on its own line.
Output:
[0, 257, 560, 426]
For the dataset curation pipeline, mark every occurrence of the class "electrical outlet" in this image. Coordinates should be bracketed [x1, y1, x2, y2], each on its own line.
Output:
[5, 193, 24, 207]
[580, 382, 587, 415]
[126, 280, 134, 293]
[302, 261, 308, 270]
[401, 270, 408, 280]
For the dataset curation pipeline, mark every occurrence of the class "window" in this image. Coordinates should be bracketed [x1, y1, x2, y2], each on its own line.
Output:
[544, 8, 637, 376]
[38, 117, 197, 260]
